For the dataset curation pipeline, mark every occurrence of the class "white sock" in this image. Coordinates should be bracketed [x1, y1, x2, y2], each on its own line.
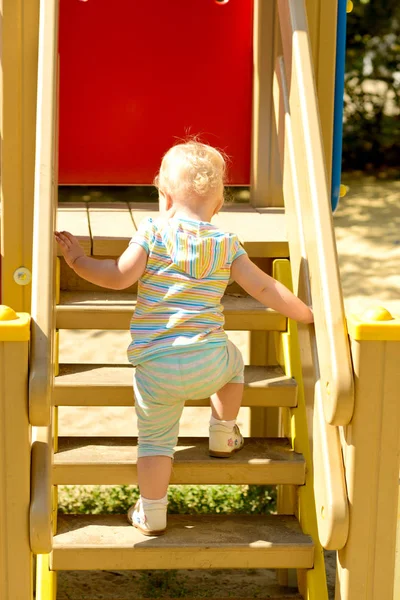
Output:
[141, 494, 168, 507]
[210, 415, 236, 429]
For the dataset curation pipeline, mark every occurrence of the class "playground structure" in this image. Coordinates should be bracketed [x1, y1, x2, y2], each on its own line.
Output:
[1, 0, 400, 599]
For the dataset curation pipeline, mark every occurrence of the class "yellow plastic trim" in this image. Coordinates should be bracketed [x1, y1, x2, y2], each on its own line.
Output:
[35, 408, 59, 599]
[0, 306, 30, 341]
[55, 258, 60, 377]
[55, 257, 60, 305]
[36, 554, 57, 600]
[54, 330, 59, 377]
[347, 307, 400, 341]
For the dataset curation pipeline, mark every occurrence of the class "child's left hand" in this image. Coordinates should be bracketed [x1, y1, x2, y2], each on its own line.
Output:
[55, 231, 85, 268]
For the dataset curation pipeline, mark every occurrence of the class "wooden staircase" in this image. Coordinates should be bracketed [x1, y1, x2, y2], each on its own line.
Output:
[38, 213, 326, 599]
[5, 0, 394, 596]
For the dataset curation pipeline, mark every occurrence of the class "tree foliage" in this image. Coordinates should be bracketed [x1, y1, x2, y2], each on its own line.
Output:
[343, 0, 400, 171]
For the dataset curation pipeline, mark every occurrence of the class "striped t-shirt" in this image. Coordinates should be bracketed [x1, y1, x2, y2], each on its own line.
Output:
[127, 215, 246, 365]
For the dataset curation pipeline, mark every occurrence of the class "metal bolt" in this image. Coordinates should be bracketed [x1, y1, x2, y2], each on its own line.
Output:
[13, 267, 32, 286]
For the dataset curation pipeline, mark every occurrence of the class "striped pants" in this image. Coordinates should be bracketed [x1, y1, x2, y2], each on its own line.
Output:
[133, 341, 244, 458]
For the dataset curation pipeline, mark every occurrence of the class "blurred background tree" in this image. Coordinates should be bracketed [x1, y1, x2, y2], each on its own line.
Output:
[343, 0, 400, 171]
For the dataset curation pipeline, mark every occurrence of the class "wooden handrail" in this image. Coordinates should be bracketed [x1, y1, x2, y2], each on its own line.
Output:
[29, 0, 59, 555]
[29, 0, 58, 427]
[30, 438, 53, 554]
[276, 0, 354, 427]
[273, 0, 351, 549]
[273, 257, 349, 551]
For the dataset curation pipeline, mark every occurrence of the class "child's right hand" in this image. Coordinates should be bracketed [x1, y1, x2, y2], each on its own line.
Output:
[302, 307, 314, 325]
[55, 231, 85, 268]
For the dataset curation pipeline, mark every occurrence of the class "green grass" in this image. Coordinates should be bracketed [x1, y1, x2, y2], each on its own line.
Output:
[58, 484, 276, 515]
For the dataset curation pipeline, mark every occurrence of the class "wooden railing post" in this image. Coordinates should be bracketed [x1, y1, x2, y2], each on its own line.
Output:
[395, 491, 400, 599]
[337, 307, 400, 599]
[0, 0, 40, 311]
[275, 0, 354, 428]
[0, 305, 32, 599]
[250, 0, 283, 207]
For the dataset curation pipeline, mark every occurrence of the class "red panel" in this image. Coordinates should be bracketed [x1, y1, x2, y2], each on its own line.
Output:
[59, 0, 253, 185]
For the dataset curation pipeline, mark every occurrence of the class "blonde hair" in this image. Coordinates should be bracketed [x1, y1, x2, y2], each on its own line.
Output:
[154, 140, 227, 199]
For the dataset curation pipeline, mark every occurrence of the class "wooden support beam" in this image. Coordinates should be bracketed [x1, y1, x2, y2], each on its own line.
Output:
[337, 314, 400, 599]
[0, 309, 32, 599]
[250, 0, 283, 208]
[305, 0, 338, 188]
[1, 0, 40, 310]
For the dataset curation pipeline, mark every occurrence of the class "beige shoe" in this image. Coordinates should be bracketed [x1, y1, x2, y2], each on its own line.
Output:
[127, 499, 167, 536]
[209, 423, 244, 457]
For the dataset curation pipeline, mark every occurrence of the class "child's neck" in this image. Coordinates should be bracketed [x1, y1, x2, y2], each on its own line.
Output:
[173, 208, 214, 223]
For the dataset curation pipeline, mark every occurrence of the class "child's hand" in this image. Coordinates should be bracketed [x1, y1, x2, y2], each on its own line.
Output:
[55, 231, 85, 268]
[303, 307, 314, 325]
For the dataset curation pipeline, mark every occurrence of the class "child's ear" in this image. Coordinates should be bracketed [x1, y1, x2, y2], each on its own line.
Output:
[159, 190, 173, 213]
[213, 196, 224, 215]
[165, 192, 174, 211]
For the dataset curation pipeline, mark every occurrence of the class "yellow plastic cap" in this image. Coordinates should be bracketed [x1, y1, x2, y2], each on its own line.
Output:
[346, 1, 353, 13]
[0, 306, 30, 342]
[347, 307, 400, 341]
[362, 306, 394, 322]
[0, 305, 18, 321]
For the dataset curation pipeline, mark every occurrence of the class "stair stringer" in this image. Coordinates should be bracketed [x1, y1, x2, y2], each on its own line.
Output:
[274, 259, 328, 600]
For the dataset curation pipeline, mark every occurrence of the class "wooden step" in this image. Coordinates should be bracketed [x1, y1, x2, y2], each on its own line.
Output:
[54, 364, 297, 407]
[53, 436, 305, 485]
[56, 200, 289, 259]
[52, 514, 314, 571]
[56, 291, 287, 331]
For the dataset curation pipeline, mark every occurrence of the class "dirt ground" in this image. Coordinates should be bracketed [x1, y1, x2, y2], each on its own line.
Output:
[57, 550, 337, 599]
[334, 177, 399, 315]
[56, 178, 399, 599]
[57, 569, 304, 599]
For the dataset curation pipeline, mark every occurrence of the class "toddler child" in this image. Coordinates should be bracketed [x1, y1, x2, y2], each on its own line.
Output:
[55, 140, 313, 536]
